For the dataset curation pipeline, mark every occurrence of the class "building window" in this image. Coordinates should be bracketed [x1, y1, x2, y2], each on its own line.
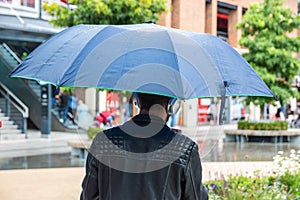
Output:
[21, 0, 35, 8]
[4, 0, 35, 8]
[217, 13, 228, 42]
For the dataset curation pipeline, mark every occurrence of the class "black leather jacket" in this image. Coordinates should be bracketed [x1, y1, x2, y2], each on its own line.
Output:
[81, 114, 208, 200]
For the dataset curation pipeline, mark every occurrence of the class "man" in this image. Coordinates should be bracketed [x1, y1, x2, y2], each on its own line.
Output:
[81, 93, 208, 200]
[57, 91, 70, 124]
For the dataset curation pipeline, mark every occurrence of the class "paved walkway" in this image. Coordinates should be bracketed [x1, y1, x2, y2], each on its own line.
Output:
[0, 167, 85, 200]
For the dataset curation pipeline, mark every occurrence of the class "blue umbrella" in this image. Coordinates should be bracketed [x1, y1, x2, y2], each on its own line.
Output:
[10, 24, 274, 100]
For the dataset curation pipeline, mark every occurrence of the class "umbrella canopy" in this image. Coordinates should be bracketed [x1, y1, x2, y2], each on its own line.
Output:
[10, 24, 274, 99]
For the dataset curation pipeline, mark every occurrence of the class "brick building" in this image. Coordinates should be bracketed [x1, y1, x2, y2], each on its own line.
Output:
[157, 0, 299, 49]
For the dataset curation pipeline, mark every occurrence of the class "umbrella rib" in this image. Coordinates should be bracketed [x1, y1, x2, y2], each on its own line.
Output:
[60, 25, 110, 86]
[164, 30, 184, 99]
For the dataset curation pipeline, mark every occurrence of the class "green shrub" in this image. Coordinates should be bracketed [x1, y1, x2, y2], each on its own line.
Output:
[205, 175, 290, 200]
[204, 149, 300, 199]
[237, 121, 288, 130]
[87, 127, 104, 139]
[278, 172, 300, 197]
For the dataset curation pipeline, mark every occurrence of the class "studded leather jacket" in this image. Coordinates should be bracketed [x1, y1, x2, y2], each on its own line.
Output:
[81, 114, 208, 200]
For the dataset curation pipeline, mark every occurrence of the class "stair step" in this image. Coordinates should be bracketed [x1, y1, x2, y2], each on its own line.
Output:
[0, 115, 21, 133]
[0, 118, 14, 124]
[4, 122, 20, 127]
[0, 121, 13, 126]
[0, 129, 22, 134]
[0, 116, 11, 121]
[0, 133, 25, 141]
[1, 124, 18, 129]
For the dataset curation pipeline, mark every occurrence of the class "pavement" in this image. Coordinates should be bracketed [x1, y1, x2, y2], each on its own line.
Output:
[0, 167, 85, 200]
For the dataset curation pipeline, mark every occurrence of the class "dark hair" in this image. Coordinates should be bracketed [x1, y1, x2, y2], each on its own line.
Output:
[138, 93, 170, 110]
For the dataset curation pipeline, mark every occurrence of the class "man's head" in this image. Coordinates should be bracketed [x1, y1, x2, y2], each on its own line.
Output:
[135, 93, 170, 121]
[136, 93, 170, 111]
[135, 93, 181, 121]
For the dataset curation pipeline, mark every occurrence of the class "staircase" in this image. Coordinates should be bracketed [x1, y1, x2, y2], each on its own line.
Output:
[0, 109, 23, 141]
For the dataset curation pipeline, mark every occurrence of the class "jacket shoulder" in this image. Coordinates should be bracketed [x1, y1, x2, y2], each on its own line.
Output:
[167, 132, 197, 167]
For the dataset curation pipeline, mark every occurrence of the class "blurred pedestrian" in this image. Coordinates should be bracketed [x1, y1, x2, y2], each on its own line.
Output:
[77, 100, 93, 130]
[57, 91, 70, 124]
[122, 96, 130, 122]
[275, 107, 285, 121]
[68, 93, 78, 125]
[51, 85, 60, 109]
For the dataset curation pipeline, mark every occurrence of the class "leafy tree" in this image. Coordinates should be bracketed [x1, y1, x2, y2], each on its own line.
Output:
[43, 0, 168, 27]
[236, 0, 300, 107]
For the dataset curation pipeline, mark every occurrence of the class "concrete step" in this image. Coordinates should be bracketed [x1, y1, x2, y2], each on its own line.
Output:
[0, 119, 15, 125]
[0, 133, 25, 141]
[0, 111, 22, 134]
[0, 97, 23, 130]
[0, 115, 9, 120]
[0, 129, 22, 134]
[1, 123, 18, 128]
[0, 117, 18, 128]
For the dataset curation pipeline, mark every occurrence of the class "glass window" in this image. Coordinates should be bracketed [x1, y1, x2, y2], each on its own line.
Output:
[217, 13, 228, 42]
[21, 0, 35, 8]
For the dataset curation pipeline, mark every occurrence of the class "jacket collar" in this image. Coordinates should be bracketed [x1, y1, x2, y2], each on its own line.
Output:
[131, 114, 166, 125]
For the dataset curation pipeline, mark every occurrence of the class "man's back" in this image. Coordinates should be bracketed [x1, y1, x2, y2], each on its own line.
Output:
[81, 115, 208, 200]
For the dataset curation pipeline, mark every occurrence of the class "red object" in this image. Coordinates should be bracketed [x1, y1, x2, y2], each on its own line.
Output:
[106, 92, 119, 114]
[217, 13, 229, 19]
[0, 120, 2, 128]
[101, 111, 111, 119]
[96, 111, 112, 124]
[95, 115, 105, 123]
[198, 99, 209, 122]
[241, 108, 246, 116]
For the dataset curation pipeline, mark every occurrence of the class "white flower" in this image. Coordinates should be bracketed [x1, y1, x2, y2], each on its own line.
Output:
[290, 154, 296, 158]
[290, 149, 296, 154]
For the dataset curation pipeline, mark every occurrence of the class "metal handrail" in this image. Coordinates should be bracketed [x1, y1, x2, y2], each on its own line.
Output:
[2, 43, 22, 64]
[0, 82, 29, 137]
